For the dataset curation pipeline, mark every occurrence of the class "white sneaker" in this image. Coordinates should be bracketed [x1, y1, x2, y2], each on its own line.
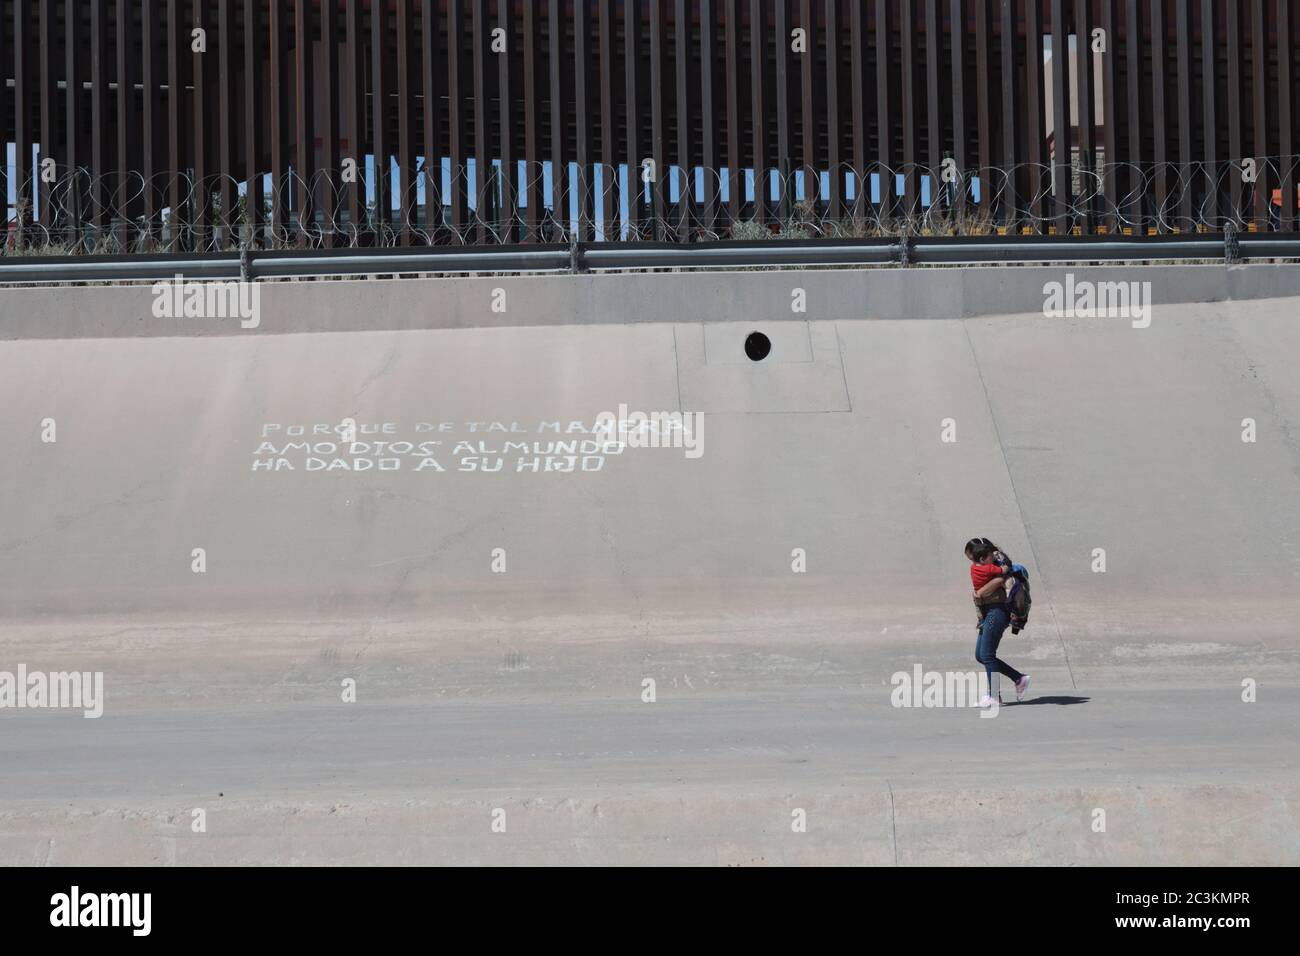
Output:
[1015, 675, 1031, 701]
[978, 694, 997, 708]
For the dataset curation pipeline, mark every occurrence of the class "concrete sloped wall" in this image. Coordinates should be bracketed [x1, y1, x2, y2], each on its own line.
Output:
[3, 277, 1298, 650]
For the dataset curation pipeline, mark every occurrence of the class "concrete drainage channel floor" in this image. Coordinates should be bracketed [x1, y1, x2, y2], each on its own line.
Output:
[1, 275, 1298, 864]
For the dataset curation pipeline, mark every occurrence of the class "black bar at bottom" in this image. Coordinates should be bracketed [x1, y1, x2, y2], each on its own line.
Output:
[0, 865, 1286, 942]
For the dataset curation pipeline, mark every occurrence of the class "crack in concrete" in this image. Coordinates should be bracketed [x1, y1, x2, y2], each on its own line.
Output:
[961, 320, 1077, 690]
[887, 779, 899, 866]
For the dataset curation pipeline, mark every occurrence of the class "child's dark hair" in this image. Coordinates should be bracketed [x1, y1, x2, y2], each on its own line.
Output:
[964, 537, 1002, 561]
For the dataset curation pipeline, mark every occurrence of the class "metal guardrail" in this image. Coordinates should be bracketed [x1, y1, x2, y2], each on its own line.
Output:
[2, 233, 1299, 285]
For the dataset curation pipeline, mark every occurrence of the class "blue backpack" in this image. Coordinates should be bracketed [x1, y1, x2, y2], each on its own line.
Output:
[1006, 564, 1032, 634]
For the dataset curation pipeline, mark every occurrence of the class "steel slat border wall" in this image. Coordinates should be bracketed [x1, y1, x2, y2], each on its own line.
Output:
[3, 0, 1300, 252]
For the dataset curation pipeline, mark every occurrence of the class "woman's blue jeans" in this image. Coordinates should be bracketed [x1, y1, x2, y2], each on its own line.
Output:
[976, 605, 1024, 691]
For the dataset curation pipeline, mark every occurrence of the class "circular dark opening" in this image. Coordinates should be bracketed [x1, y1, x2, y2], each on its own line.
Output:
[744, 331, 772, 362]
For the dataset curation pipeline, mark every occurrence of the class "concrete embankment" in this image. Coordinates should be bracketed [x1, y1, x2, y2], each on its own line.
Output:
[1, 265, 1297, 864]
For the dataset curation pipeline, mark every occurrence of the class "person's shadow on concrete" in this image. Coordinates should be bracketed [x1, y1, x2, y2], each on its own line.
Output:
[1008, 695, 1090, 706]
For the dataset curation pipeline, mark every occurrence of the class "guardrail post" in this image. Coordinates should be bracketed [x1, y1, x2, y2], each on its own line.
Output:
[1224, 224, 1240, 264]
[570, 237, 586, 274]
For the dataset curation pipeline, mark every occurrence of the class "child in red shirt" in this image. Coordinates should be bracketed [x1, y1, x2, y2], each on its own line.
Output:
[971, 559, 1007, 599]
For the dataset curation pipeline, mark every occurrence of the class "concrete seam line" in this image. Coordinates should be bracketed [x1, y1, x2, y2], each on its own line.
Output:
[887, 780, 899, 867]
[834, 322, 854, 413]
[671, 325, 684, 414]
[960, 319, 1078, 691]
[1282, 794, 1300, 860]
